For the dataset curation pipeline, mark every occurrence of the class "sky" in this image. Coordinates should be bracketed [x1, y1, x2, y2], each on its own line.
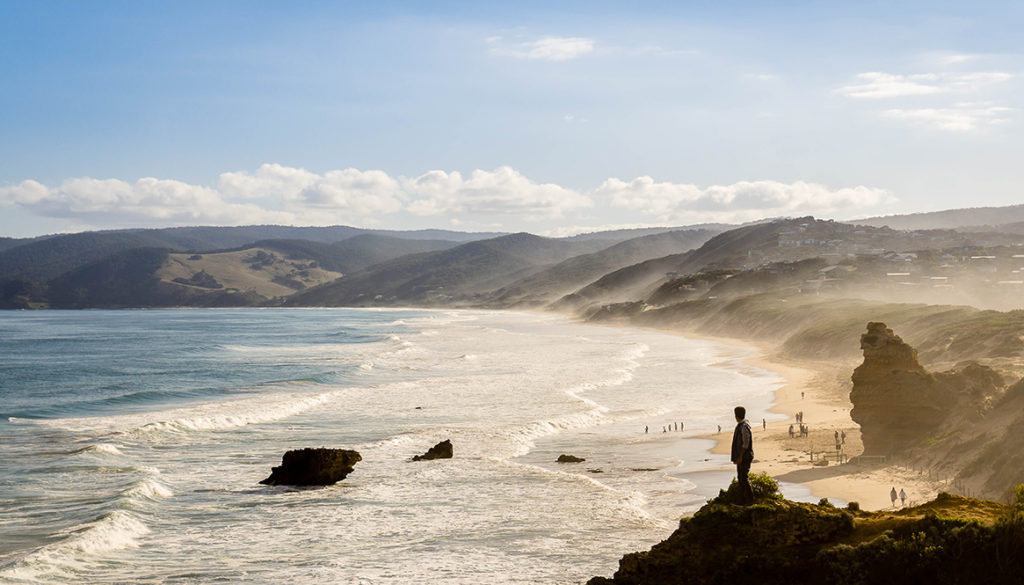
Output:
[0, 1, 1021, 238]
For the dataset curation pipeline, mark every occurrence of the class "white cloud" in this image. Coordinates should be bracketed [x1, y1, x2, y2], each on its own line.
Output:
[297, 169, 404, 213]
[936, 54, 977, 66]
[881, 105, 1014, 132]
[1, 167, 896, 232]
[404, 166, 591, 219]
[836, 72, 947, 99]
[835, 71, 1011, 99]
[489, 36, 595, 61]
[218, 163, 318, 200]
[0, 177, 292, 226]
[596, 178, 895, 224]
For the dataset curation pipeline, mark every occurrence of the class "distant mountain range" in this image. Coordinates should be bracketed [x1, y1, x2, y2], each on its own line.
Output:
[851, 204, 1024, 231]
[3, 202, 1024, 310]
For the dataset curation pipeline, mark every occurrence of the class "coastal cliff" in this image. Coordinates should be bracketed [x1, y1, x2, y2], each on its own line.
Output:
[850, 322, 1005, 455]
[587, 488, 1022, 585]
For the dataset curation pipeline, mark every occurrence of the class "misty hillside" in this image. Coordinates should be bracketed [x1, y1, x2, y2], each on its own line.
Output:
[486, 229, 720, 307]
[44, 247, 265, 308]
[0, 237, 22, 253]
[327, 234, 461, 272]
[0, 224, 495, 282]
[288, 233, 613, 307]
[852, 204, 1024, 231]
[0, 231, 188, 282]
[556, 217, 1024, 312]
[4, 206, 1024, 311]
[252, 234, 460, 274]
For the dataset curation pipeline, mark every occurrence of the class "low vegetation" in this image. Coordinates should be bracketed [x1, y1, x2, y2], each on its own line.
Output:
[588, 488, 1023, 585]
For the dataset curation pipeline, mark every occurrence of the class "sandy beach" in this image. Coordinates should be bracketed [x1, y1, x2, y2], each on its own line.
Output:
[703, 341, 949, 511]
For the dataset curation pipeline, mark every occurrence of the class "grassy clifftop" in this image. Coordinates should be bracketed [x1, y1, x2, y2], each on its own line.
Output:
[588, 477, 1023, 585]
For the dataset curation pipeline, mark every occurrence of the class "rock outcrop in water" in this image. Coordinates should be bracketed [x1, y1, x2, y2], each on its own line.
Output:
[412, 439, 453, 461]
[260, 448, 361, 486]
[849, 322, 1005, 455]
[557, 454, 586, 463]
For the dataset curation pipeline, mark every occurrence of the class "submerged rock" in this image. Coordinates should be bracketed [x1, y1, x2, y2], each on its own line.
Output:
[412, 439, 453, 461]
[260, 448, 361, 486]
[557, 454, 586, 463]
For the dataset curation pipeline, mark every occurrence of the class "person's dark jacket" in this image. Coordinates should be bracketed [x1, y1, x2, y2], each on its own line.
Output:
[731, 419, 753, 463]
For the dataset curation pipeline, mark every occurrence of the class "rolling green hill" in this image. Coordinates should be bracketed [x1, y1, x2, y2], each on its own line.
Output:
[488, 228, 719, 307]
[289, 233, 611, 306]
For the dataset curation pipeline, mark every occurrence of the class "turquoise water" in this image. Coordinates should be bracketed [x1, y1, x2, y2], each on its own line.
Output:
[0, 309, 785, 584]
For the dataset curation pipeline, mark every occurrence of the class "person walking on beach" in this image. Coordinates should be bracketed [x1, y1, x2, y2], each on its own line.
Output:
[731, 406, 754, 506]
[890, 487, 898, 507]
[899, 488, 907, 506]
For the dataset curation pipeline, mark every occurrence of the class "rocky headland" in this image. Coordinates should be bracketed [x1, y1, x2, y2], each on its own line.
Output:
[587, 476, 1023, 585]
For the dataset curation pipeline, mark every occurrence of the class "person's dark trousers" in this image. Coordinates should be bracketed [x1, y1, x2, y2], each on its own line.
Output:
[736, 455, 753, 505]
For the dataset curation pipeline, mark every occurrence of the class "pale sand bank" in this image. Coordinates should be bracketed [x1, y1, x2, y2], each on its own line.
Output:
[699, 336, 949, 511]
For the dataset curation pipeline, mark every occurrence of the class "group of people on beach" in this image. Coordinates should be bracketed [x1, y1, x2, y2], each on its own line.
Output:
[890, 486, 908, 507]
[644, 422, 685, 433]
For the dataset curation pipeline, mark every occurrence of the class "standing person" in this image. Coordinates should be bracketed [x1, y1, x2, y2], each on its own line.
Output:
[841, 430, 846, 444]
[788, 424, 794, 438]
[890, 487, 898, 507]
[762, 418, 766, 431]
[731, 406, 754, 506]
[645, 425, 648, 434]
[899, 488, 907, 506]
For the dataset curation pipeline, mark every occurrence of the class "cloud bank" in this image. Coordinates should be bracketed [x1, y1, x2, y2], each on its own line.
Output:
[0, 165, 895, 233]
[834, 69, 1015, 132]
[596, 177, 894, 224]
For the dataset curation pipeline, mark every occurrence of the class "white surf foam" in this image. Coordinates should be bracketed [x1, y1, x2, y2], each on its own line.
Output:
[0, 511, 149, 582]
[80, 443, 124, 456]
[122, 478, 173, 501]
[34, 389, 344, 436]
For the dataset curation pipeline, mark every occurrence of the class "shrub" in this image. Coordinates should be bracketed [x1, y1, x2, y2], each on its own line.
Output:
[847, 501, 861, 512]
[710, 472, 783, 505]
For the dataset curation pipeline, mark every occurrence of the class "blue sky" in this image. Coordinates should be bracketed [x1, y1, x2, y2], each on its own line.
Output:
[1, 1, 1021, 237]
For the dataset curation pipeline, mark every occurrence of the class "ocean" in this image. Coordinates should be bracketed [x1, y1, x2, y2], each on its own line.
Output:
[0, 308, 796, 584]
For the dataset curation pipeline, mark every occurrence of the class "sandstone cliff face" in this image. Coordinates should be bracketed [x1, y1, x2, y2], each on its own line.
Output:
[849, 322, 1004, 455]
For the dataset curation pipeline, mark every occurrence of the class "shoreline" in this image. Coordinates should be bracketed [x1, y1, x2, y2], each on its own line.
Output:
[554, 311, 952, 512]
[689, 332, 949, 511]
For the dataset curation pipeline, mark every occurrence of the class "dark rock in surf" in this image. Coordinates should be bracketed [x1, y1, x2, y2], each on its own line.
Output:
[557, 454, 586, 463]
[260, 448, 361, 486]
[412, 439, 453, 461]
